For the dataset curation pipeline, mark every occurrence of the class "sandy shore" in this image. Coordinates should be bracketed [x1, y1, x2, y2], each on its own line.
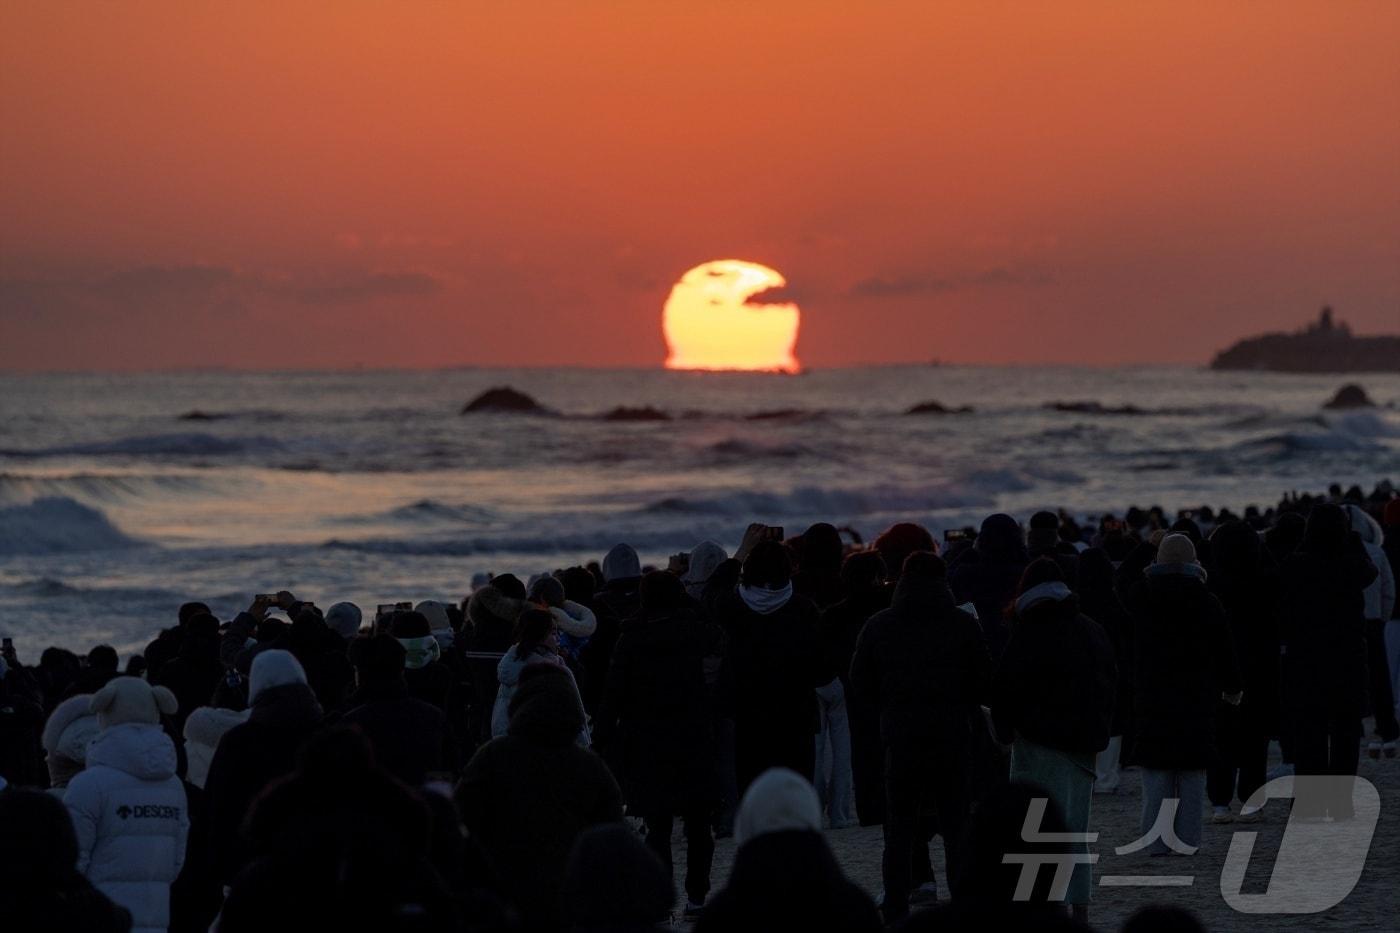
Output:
[666, 723, 1400, 931]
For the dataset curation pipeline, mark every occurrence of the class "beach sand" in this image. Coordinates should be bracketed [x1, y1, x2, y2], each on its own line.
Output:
[667, 723, 1400, 931]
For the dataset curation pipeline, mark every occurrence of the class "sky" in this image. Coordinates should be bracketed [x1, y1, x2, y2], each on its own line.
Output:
[2, 1, 1398, 371]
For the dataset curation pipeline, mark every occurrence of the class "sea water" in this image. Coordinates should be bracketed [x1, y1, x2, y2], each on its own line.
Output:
[1, 365, 1396, 657]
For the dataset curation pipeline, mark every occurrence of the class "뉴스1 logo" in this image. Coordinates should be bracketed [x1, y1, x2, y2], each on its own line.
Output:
[1004, 775, 1380, 916]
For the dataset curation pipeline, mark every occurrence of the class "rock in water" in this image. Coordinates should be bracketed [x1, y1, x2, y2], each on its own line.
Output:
[1322, 384, 1375, 409]
[460, 387, 549, 415]
[600, 406, 671, 421]
[905, 400, 974, 415]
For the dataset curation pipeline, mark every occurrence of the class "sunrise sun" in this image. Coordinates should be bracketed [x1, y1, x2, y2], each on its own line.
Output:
[662, 260, 801, 373]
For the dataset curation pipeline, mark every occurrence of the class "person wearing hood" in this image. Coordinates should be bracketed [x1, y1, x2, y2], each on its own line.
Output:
[821, 550, 890, 827]
[339, 633, 452, 787]
[491, 608, 590, 746]
[709, 536, 832, 791]
[695, 768, 879, 933]
[1027, 510, 1080, 581]
[203, 649, 323, 886]
[1118, 534, 1240, 854]
[64, 677, 189, 933]
[41, 692, 101, 795]
[792, 522, 847, 610]
[465, 580, 528, 747]
[1345, 504, 1398, 757]
[848, 551, 990, 922]
[948, 513, 1029, 661]
[1280, 504, 1378, 820]
[683, 540, 729, 603]
[1204, 520, 1283, 821]
[1, 789, 134, 933]
[458, 664, 623, 931]
[595, 570, 722, 917]
[1077, 547, 1133, 795]
[560, 824, 675, 933]
[990, 558, 1116, 920]
[218, 727, 457, 933]
[152, 613, 223, 733]
[580, 543, 644, 714]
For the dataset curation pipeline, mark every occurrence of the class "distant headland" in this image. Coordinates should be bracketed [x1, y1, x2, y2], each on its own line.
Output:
[1210, 307, 1400, 373]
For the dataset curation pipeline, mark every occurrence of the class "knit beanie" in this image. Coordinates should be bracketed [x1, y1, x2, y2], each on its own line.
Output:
[89, 676, 178, 730]
[413, 600, 451, 632]
[1156, 533, 1199, 566]
[734, 767, 823, 847]
[248, 649, 308, 703]
[324, 602, 363, 639]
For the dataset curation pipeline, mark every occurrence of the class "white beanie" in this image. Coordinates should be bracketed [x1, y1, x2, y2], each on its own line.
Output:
[734, 767, 823, 847]
[414, 600, 451, 633]
[249, 649, 308, 703]
[684, 540, 729, 588]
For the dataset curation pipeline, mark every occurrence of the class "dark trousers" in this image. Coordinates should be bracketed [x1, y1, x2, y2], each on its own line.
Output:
[1293, 710, 1362, 820]
[1367, 619, 1399, 741]
[643, 807, 714, 905]
[881, 741, 970, 922]
[1207, 702, 1272, 807]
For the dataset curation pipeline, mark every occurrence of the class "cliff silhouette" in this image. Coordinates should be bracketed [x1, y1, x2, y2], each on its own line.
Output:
[1210, 307, 1400, 373]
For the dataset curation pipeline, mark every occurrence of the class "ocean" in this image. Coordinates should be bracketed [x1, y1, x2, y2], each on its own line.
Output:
[2, 365, 1397, 659]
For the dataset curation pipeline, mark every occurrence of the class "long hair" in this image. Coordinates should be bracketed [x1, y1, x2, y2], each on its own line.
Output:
[512, 608, 557, 660]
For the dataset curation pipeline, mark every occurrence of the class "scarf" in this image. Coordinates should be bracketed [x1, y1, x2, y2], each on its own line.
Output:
[740, 582, 793, 615]
[397, 634, 442, 670]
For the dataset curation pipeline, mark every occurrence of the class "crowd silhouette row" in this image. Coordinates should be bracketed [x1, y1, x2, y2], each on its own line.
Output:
[1, 481, 1396, 932]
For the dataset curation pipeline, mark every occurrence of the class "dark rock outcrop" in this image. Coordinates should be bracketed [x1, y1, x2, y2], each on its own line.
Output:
[1322, 384, 1376, 410]
[460, 387, 550, 415]
[905, 401, 974, 415]
[600, 406, 671, 422]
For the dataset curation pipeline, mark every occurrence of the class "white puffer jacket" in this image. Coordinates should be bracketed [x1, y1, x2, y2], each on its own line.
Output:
[1348, 505, 1397, 622]
[64, 722, 189, 933]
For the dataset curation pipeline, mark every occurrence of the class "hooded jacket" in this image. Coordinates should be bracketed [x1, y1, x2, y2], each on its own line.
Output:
[948, 513, 1029, 659]
[63, 723, 189, 933]
[1278, 505, 1378, 719]
[181, 705, 249, 790]
[491, 646, 589, 746]
[466, 585, 527, 743]
[1347, 505, 1396, 622]
[1118, 555, 1241, 769]
[849, 571, 991, 748]
[990, 586, 1116, 754]
[458, 667, 623, 931]
[203, 681, 323, 884]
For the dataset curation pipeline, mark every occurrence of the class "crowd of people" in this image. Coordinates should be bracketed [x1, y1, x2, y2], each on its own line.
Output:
[0, 480, 1395, 933]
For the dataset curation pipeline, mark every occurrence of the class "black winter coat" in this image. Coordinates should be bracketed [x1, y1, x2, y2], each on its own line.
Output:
[695, 831, 880, 933]
[1118, 564, 1241, 769]
[849, 574, 991, 750]
[596, 606, 721, 815]
[709, 565, 830, 791]
[337, 681, 451, 786]
[990, 594, 1116, 754]
[948, 545, 1027, 660]
[1278, 541, 1377, 720]
[581, 578, 641, 714]
[457, 684, 623, 931]
[465, 586, 526, 746]
[203, 682, 324, 884]
[1208, 566, 1283, 736]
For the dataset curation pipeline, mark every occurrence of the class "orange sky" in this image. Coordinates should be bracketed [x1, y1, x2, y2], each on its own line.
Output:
[2, 1, 1398, 371]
